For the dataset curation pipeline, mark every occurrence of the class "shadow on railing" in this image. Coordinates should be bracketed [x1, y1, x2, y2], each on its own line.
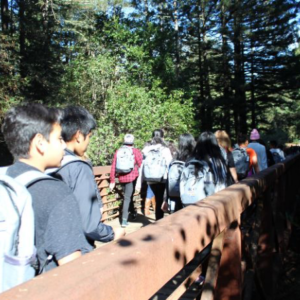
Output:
[1, 154, 300, 300]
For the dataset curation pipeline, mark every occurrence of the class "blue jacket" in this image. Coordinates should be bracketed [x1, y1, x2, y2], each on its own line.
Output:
[248, 142, 268, 171]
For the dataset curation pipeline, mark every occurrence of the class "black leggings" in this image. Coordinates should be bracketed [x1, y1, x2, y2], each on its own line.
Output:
[121, 180, 136, 221]
[150, 183, 166, 221]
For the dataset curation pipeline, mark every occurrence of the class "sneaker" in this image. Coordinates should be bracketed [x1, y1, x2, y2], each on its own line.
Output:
[195, 275, 205, 286]
[121, 219, 128, 228]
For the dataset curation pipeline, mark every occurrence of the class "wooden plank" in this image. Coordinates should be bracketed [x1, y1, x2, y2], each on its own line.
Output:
[200, 231, 225, 300]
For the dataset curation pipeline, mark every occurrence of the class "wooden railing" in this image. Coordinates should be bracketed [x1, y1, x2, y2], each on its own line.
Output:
[1, 153, 299, 300]
[93, 166, 145, 222]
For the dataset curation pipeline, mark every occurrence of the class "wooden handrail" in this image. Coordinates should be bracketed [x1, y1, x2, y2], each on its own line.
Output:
[1, 154, 299, 300]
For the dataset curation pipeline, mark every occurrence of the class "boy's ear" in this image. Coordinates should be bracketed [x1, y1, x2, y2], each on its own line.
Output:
[32, 133, 47, 154]
[74, 130, 81, 143]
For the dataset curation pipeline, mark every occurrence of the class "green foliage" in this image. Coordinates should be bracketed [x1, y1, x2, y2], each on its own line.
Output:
[0, 0, 299, 167]
[85, 75, 195, 165]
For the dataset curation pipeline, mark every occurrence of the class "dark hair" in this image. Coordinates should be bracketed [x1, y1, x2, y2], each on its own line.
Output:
[49, 107, 64, 123]
[1, 103, 59, 160]
[193, 131, 228, 184]
[61, 106, 96, 142]
[151, 136, 166, 146]
[152, 129, 164, 138]
[177, 133, 195, 162]
[151, 129, 166, 146]
[237, 134, 248, 145]
[270, 140, 278, 148]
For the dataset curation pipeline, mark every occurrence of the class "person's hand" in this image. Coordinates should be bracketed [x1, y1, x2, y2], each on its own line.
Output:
[161, 201, 168, 213]
[100, 207, 104, 215]
[113, 228, 126, 240]
[109, 182, 115, 191]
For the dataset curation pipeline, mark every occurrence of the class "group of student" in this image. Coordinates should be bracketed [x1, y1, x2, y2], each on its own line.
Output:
[0, 103, 286, 292]
[110, 127, 286, 227]
[0, 104, 125, 292]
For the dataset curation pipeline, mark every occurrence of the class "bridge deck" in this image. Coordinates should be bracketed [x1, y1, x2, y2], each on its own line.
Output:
[95, 210, 157, 248]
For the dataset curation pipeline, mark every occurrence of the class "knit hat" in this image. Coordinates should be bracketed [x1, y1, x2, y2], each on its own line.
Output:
[124, 134, 134, 145]
[250, 129, 260, 140]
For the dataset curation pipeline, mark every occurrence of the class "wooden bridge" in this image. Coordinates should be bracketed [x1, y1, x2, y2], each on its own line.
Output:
[0, 153, 300, 300]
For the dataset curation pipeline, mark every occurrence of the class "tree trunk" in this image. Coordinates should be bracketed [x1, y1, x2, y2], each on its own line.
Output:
[233, 1, 247, 134]
[197, 0, 205, 130]
[173, 0, 180, 80]
[220, 2, 232, 134]
[19, 0, 26, 78]
[1, 0, 9, 32]
[250, 21, 256, 129]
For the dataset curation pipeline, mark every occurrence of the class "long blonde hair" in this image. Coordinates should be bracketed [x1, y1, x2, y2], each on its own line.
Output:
[214, 130, 232, 151]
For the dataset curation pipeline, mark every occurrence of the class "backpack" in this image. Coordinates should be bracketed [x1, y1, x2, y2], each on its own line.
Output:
[232, 147, 250, 180]
[271, 151, 283, 164]
[143, 147, 168, 183]
[115, 146, 135, 174]
[0, 169, 50, 293]
[168, 160, 185, 198]
[180, 160, 215, 205]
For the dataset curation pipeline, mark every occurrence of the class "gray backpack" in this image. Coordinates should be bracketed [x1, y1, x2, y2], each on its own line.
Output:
[232, 147, 250, 180]
[168, 160, 185, 198]
[143, 148, 167, 182]
[116, 146, 135, 174]
[180, 160, 215, 205]
[0, 169, 50, 293]
[271, 151, 284, 164]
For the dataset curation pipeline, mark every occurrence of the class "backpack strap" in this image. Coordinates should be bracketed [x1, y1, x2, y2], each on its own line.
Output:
[0, 166, 9, 175]
[15, 170, 54, 187]
[45, 155, 92, 174]
[186, 159, 207, 166]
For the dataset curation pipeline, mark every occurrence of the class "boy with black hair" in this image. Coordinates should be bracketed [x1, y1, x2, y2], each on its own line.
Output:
[269, 140, 285, 163]
[2, 103, 92, 273]
[58, 106, 125, 243]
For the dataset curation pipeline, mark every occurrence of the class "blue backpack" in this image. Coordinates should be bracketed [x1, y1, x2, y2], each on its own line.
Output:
[0, 169, 50, 292]
[180, 160, 215, 205]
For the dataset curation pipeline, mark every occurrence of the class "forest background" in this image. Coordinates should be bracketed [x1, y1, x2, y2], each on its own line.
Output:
[0, 0, 299, 166]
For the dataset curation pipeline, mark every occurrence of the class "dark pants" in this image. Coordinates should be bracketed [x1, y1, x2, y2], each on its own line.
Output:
[121, 180, 136, 221]
[150, 183, 166, 221]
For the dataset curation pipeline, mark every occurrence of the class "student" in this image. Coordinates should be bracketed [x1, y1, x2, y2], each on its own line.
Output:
[248, 129, 268, 171]
[141, 141, 155, 216]
[214, 130, 238, 183]
[109, 134, 143, 228]
[139, 129, 173, 221]
[193, 131, 232, 193]
[58, 106, 125, 242]
[237, 134, 260, 176]
[166, 133, 195, 213]
[269, 140, 285, 163]
[2, 104, 92, 273]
